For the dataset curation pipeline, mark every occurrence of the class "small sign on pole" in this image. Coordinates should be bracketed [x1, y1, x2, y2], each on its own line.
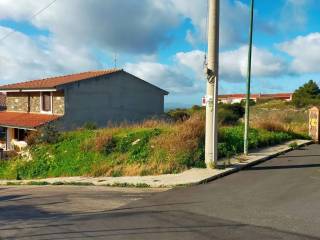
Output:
[202, 96, 206, 107]
[309, 106, 320, 143]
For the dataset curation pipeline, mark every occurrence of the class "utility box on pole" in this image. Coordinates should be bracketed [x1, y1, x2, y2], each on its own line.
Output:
[309, 106, 320, 143]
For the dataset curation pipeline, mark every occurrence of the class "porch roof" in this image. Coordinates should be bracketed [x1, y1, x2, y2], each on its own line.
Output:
[0, 112, 60, 129]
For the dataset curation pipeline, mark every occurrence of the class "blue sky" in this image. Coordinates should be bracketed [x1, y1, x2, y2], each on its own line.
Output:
[0, 0, 319, 108]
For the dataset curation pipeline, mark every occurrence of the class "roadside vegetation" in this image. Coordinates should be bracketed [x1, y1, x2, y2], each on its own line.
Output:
[250, 100, 309, 136]
[0, 105, 306, 180]
[1, 80, 317, 180]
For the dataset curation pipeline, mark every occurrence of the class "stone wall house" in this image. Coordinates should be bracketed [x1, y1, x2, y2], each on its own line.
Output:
[0, 69, 168, 150]
[0, 93, 6, 111]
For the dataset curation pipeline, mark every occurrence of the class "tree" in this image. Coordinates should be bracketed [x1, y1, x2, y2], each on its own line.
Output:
[292, 80, 320, 107]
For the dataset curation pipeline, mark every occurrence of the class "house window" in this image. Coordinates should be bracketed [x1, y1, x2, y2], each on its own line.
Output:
[41, 92, 52, 112]
[0, 127, 6, 143]
[14, 129, 27, 141]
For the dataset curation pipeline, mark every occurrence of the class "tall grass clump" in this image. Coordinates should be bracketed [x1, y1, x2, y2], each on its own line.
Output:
[150, 112, 206, 173]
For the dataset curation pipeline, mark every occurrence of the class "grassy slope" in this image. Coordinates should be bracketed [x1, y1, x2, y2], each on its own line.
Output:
[250, 100, 309, 136]
[0, 109, 305, 180]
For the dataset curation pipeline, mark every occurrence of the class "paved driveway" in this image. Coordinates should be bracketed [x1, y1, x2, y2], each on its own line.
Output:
[1, 144, 320, 239]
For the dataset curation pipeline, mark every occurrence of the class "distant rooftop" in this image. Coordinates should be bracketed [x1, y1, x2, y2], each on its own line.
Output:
[219, 93, 293, 99]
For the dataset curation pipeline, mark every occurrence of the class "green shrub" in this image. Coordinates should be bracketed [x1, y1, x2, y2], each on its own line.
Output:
[167, 109, 191, 122]
[292, 80, 320, 107]
[218, 108, 240, 125]
[115, 128, 161, 163]
[240, 99, 256, 107]
[25, 131, 41, 146]
[37, 124, 61, 144]
[191, 105, 202, 111]
[218, 125, 294, 158]
[289, 141, 299, 149]
[218, 103, 245, 125]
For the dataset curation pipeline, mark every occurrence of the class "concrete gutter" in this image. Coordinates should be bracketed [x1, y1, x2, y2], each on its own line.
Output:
[0, 140, 313, 188]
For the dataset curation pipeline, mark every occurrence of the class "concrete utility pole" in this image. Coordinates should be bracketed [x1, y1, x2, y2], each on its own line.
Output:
[244, 0, 255, 155]
[205, 0, 220, 168]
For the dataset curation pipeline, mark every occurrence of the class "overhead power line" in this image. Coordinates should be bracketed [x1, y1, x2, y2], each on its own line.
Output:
[0, 0, 58, 43]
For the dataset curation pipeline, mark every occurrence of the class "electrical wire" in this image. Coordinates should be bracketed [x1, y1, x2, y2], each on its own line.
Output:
[0, 0, 58, 43]
[203, 0, 209, 70]
[204, 0, 209, 55]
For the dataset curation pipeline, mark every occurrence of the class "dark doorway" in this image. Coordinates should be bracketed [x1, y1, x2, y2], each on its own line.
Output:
[14, 129, 27, 141]
[0, 127, 6, 145]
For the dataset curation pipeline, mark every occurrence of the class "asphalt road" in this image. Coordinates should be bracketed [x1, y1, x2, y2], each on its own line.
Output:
[1, 144, 320, 240]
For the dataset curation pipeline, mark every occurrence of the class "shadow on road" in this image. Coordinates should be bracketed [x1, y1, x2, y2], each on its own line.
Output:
[0, 194, 30, 202]
[0, 204, 66, 221]
[1, 209, 319, 240]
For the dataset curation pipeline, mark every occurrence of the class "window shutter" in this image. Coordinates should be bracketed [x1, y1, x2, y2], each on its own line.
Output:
[42, 92, 51, 112]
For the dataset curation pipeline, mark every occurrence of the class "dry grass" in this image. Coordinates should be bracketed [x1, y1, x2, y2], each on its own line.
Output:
[80, 131, 114, 152]
[250, 105, 309, 135]
[106, 118, 171, 129]
[251, 116, 288, 132]
[91, 113, 207, 176]
[149, 112, 206, 170]
[154, 113, 205, 152]
[94, 132, 114, 152]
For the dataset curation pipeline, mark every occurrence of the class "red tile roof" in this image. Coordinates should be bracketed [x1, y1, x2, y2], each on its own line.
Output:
[0, 112, 60, 129]
[0, 69, 121, 90]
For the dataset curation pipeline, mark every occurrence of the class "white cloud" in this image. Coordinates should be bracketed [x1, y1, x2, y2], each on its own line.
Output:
[124, 61, 200, 94]
[0, 0, 39, 20]
[0, 26, 99, 84]
[0, 0, 256, 52]
[124, 50, 208, 94]
[277, 32, 320, 74]
[0, 0, 296, 91]
[124, 46, 288, 94]
[175, 50, 205, 79]
[0, 0, 180, 54]
[220, 46, 288, 81]
[172, 0, 250, 47]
